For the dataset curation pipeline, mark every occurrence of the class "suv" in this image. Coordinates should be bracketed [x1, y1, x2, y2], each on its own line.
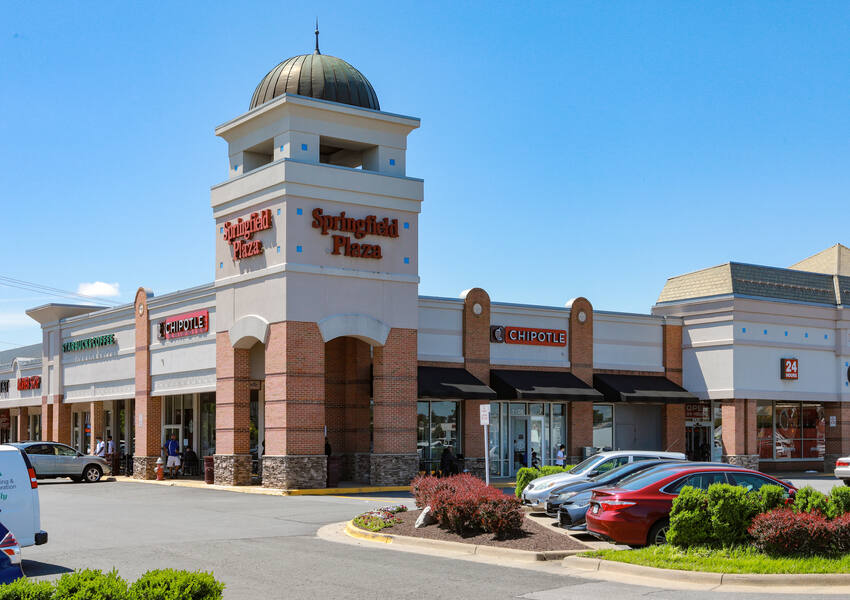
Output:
[520, 450, 687, 508]
[0, 445, 47, 548]
[11, 442, 109, 483]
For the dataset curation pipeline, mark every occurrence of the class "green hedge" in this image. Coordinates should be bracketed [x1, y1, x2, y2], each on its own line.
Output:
[0, 569, 223, 600]
[514, 465, 574, 498]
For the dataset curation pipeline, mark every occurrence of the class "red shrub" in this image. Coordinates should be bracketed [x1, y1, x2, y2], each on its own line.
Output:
[409, 474, 523, 537]
[749, 509, 836, 556]
[830, 513, 850, 554]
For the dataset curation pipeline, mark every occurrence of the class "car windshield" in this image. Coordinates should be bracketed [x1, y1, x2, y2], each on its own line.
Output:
[568, 455, 605, 474]
[589, 461, 656, 483]
[615, 467, 684, 491]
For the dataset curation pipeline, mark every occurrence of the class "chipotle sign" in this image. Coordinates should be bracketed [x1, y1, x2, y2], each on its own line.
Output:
[490, 325, 567, 347]
[159, 310, 209, 340]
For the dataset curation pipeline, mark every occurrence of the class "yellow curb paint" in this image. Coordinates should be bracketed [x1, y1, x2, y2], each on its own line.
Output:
[344, 520, 393, 544]
[113, 476, 410, 497]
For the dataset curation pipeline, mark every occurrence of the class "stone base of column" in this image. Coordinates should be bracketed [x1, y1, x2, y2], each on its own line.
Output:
[262, 455, 327, 489]
[463, 457, 486, 479]
[133, 456, 159, 480]
[343, 453, 370, 483]
[214, 454, 252, 486]
[370, 453, 418, 486]
[826, 454, 842, 474]
[723, 454, 759, 470]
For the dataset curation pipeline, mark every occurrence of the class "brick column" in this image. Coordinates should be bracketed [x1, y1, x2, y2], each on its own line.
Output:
[324, 338, 346, 460]
[721, 398, 758, 469]
[41, 397, 53, 442]
[214, 335, 252, 485]
[824, 403, 850, 470]
[133, 287, 160, 479]
[663, 403, 686, 452]
[567, 297, 594, 462]
[343, 338, 371, 483]
[52, 398, 71, 445]
[371, 328, 418, 486]
[461, 288, 491, 478]
[262, 321, 327, 489]
[662, 319, 684, 386]
[89, 401, 104, 454]
[17, 407, 28, 442]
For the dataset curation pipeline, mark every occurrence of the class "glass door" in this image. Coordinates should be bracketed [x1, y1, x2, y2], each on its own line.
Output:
[529, 417, 545, 468]
[163, 425, 183, 453]
[510, 416, 528, 474]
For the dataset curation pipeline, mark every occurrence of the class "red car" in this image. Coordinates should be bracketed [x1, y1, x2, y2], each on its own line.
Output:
[586, 463, 796, 546]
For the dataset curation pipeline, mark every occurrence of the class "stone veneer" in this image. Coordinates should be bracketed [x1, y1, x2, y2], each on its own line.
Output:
[214, 454, 252, 486]
[723, 454, 759, 470]
[463, 457, 486, 478]
[343, 452, 371, 484]
[370, 453, 418, 486]
[262, 455, 327, 489]
[133, 456, 158, 480]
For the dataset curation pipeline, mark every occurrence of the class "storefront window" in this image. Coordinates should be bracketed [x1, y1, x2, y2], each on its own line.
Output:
[758, 401, 825, 461]
[488, 402, 500, 476]
[757, 401, 773, 459]
[417, 400, 460, 474]
[593, 405, 613, 451]
[199, 393, 216, 457]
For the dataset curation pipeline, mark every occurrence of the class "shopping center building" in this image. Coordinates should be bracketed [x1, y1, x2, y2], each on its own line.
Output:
[1, 44, 848, 487]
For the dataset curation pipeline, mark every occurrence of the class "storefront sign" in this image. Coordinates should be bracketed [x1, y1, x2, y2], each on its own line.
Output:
[158, 310, 209, 340]
[685, 402, 711, 421]
[62, 334, 116, 353]
[490, 325, 566, 347]
[17, 376, 40, 391]
[222, 209, 273, 260]
[780, 358, 799, 380]
[479, 404, 490, 426]
[0, 380, 7, 394]
[311, 208, 398, 259]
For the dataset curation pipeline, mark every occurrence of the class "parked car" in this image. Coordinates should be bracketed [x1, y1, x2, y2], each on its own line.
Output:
[585, 463, 795, 546]
[0, 445, 47, 548]
[0, 522, 23, 584]
[10, 441, 109, 483]
[520, 450, 687, 508]
[835, 456, 850, 485]
[544, 458, 687, 521]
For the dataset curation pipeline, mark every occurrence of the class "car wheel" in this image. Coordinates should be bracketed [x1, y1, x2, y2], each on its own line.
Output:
[647, 519, 670, 546]
[82, 465, 102, 483]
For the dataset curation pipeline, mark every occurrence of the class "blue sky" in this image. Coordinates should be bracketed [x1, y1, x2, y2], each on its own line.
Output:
[1, 2, 848, 348]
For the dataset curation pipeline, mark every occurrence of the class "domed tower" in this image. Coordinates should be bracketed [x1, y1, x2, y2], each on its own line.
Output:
[210, 30, 422, 490]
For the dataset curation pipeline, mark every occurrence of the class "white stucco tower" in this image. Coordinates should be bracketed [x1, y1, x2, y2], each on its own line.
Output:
[210, 40, 423, 487]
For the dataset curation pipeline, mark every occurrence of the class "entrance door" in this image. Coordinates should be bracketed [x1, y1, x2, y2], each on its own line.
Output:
[685, 425, 712, 461]
[163, 425, 182, 454]
[529, 417, 545, 468]
[510, 416, 528, 473]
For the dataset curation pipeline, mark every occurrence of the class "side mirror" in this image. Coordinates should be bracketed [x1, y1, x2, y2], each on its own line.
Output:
[586, 470, 599, 478]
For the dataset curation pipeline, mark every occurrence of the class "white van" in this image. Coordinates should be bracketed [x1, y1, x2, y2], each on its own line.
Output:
[0, 445, 47, 547]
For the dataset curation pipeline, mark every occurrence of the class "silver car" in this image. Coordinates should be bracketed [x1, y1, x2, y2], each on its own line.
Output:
[11, 442, 109, 483]
[835, 456, 850, 485]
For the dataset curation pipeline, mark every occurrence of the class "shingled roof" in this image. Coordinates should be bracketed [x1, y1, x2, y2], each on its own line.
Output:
[0, 343, 42, 368]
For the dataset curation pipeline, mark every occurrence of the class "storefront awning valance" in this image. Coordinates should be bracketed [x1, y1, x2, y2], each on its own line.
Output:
[491, 369, 602, 401]
[593, 374, 697, 403]
[418, 366, 496, 400]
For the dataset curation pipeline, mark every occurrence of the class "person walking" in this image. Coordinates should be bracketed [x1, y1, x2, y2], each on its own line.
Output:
[555, 444, 566, 467]
[94, 436, 106, 458]
[163, 434, 181, 479]
[106, 436, 115, 462]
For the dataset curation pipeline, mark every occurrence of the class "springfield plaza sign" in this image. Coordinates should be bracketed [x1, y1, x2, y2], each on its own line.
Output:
[63, 334, 116, 353]
[222, 209, 273, 260]
[490, 325, 567, 347]
[159, 310, 209, 340]
[311, 208, 398, 259]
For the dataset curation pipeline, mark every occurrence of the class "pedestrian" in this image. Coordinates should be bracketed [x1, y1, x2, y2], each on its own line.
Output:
[163, 434, 181, 479]
[94, 436, 106, 458]
[440, 445, 456, 477]
[106, 436, 115, 463]
[531, 450, 539, 468]
[555, 444, 566, 467]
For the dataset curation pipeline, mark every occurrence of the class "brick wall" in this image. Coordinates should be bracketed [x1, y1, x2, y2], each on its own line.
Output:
[372, 328, 417, 455]
[216, 334, 251, 455]
[662, 322, 684, 386]
[17, 407, 28, 441]
[824, 403, 850, 460]
[462, 288, 491, 460]
[568, 401, 593, 459]
[324, 337, 347, 454]
[90, 401, 104, 454]
[721, 398, 757, 456]
[663, 403, 686, 452]
[343, 338, 371, 455]
[41, 397, 53, 442]
[134, 288, 161, 458]
[568, 297, 593, 386]
[52, 398, 70, 445]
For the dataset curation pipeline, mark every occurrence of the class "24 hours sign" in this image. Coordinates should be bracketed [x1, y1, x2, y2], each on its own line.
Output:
[780, 358, 799, 380]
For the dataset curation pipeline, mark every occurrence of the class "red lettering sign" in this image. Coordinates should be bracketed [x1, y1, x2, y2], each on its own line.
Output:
[17, 376, 41, 391]
[780, 358, 799, 380]
[502, 326, 567, 347]
[159, 310, 209, 340]
[222, 209, 273, 261]
[312, 208, 396, 260]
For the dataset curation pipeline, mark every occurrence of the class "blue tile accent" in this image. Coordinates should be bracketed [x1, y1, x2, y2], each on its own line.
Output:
[280, 145, 284, 152]
[276, 246, 280, 253]
[296, 208, 302, 215]
[403, 222, 409, 229]
[389, 158, 396, 166]
[742, 327, 746, 333]
[846, 382, 848, 387]
[219, 227, 223, 234]
[845, 362, 848, 367]
[404, 257, 410, 264]
[784, 331, 788, 336]
[825, 334, 829, 339]
[296, 245, 302, 253]
[301, 143, 308, 151]
[805, 332, 809, 338]
[233, 164, 238, 171]
[277, 208, 281, 215]
[219, 262, 223, 269]
[763, 329, 768, 335]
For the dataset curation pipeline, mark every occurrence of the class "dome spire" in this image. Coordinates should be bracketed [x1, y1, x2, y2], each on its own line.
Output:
[314, 19, 320, 55]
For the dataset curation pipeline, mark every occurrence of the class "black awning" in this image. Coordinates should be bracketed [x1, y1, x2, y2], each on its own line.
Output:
[593, 374, 697, 403]
[418, 366, 496, 400]
[491, 369, 602, 401]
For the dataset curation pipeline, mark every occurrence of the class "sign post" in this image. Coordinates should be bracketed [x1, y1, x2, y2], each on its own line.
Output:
[480, 404, 491, 486]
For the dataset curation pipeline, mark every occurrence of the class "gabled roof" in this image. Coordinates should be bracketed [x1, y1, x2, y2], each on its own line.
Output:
[790, 244, 850, 277]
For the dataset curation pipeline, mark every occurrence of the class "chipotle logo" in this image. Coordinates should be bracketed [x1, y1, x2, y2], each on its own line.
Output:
[312, 208, 398, 259]
[159, 310, 209, 340]
[222, 209, 273, 260]
[490, 325, 567, 347]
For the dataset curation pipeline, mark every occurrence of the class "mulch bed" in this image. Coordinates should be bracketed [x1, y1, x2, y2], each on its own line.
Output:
[361, 509, 588, 552]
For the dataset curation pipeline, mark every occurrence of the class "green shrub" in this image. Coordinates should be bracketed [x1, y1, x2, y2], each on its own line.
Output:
[53, 569, 128, 600]
[667, 486, 711, 547]
[128, 570, 223, 600]
[828, 486, 850, 518]
[793, 486, 830, 515]
[707, 484, 760, 547]
[514, 465, 573, 497]
[757, 485, 788, 513]
[0, 578, 54, 600]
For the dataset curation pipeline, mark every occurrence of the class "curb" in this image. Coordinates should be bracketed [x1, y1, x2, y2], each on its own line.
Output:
[563, 555, 850, 587]
[344, 520, 584, 562]
[113, 476, 411, 496]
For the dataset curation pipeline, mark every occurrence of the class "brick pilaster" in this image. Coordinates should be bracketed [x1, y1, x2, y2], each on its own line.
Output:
[372, 328, 417, 455]
[89, 401, 104, 454]
[461, 288, 491, 462]
[663, 403, 686, 452]
[16, 407, 28, 441]
[663, 319, 684, 386]
[52, 398, 71, 445]
[568, 401, 593, 461]
[824, 403, 850, 465]
[216, 336, 251, 456]
[721, 398, 758, 468]
[567, 297, 594, 386]
[343, 338, 371, 456]
[324, 338, 347, 455]
[41, 397, 53, 442]
[133, 288, 160, 478]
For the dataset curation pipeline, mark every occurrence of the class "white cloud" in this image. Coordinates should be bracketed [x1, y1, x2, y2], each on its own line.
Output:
[77, 281, 120, 298]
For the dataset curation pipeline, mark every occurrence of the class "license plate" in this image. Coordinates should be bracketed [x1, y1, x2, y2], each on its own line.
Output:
[591, 504, 600, 514]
